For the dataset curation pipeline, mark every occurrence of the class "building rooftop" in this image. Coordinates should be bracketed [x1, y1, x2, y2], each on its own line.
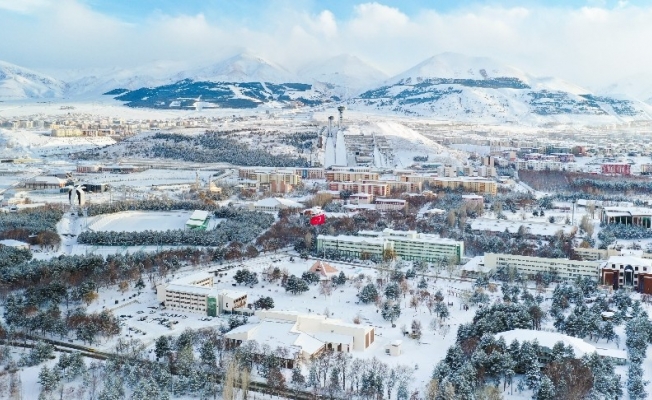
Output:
[188, 210, 210, 221]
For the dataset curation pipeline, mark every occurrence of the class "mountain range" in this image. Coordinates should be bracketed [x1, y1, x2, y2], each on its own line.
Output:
[1, 53, 651, 123]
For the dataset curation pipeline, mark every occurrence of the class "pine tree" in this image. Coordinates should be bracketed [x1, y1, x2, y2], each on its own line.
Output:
[155, 335, 171, 360]
[385, 282, 400, 300]
[381, 300, 401, 324]
[199, 340, 216, 367]
[535, 375, 555, 400]
[359, 284, 379, 304]
[418, 277, 428, 289]
[628, 362, 648, 400]
[397, 382, 409, 400]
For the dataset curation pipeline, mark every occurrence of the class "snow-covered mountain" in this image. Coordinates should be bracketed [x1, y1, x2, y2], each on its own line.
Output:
[64, 61, 184, 97]
[599, 74, 652, 105]
[0, 60, 67, 100]
[173, 53, 296, 84]
[299, 54, 388, 95]
[350, 52, 652, 123]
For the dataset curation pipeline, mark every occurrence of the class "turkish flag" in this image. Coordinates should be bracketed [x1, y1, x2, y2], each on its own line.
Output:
[310, 213, 326, 225]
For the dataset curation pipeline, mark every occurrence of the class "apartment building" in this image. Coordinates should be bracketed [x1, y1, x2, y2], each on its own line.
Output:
[325, 171, 380, 182]
[483, 253, 601, 280]
[430, 177, 498, 195]
[327, 182, 389, 197]
[362, 180, 422, 194]
[316, 234, 393, 260]
[317, 229, 464, 263]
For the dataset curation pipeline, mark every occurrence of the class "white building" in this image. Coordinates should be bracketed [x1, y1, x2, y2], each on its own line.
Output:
[374, 198, 406, 211]
[225, 310, 375, 362]
[317, 229, 464, 263]
[251, 197, 304, 213]
[483, 253, 601, 280]
[156, 272, 247, 316]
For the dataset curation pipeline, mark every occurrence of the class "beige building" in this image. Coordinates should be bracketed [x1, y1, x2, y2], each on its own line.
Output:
[483, 253, 601, 280]
[431, 177, 497, 195]
[325, 171, 380, 182]
[156, 272, 247, 316]
[51, 127, 83, 137]
[225, 310, 375, 357]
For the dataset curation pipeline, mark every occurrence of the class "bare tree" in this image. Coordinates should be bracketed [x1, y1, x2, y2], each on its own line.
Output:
[319, 281, 333, 300]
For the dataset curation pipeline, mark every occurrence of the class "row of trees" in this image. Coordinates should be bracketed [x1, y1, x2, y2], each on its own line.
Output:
[79, 208, 275, 247]
[149, 131, 310, 167]
[0, 205, 63, 246]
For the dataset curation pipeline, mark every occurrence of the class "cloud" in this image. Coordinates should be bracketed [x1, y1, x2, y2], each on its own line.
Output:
[1, 0, 651, 90]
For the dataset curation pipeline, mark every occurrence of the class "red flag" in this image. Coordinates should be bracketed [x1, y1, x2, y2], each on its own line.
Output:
[310, 213, 326, 225]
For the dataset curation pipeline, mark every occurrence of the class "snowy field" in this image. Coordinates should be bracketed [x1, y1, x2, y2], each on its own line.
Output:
[87, 210, 222, 233]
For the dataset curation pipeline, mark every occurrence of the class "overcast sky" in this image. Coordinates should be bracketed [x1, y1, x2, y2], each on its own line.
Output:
[1, 0, 651, 88]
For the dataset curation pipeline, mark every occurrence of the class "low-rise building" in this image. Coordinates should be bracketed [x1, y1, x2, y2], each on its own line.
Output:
[156, 272, 248, 316]
[601, 255, 652, 294]
[251, 197, 304, 213]
[600, 207, 652, 228]
[225, 310, 375, 361]
[24, 176, 66, 190]
[483, 253, 601, 280]
[374, 198, 406, 211]
[186, 210, 210, 231]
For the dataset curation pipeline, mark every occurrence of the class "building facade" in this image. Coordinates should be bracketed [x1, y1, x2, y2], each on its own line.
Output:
[317, 229, 464, 263]
[483, 253, 601, 280]
[601, 256, 652, 294]
[156, 273, 248, 316]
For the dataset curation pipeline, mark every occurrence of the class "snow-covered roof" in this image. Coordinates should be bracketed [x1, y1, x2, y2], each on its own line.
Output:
[313, 332, 353, 345]
[294, 333, 326, 354]
[220, 290, 247, 299]
[165, 283, 214, 296]
[461, 256, 493, 273]
[496, 329, 600, 358]
[471, 218, 574, 237]
[170, 272, 213, 286]
[29, 176, 65, 184]
[603, 207, 652, 217]
[188, 210, 209, 221]
[606, 255, 652, 267]
[309, 260, 339, 276]
[254, 197, 304, 209]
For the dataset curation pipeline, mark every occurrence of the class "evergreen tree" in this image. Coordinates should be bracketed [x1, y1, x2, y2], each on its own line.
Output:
[253, 296, 275, 310]
[628, 362, 648, 400]
[535, 375, 555, 400]
[359, 284, 379, 304]
[418, 277, 428, 289]
[285, 275, 310, 295]
[199, 340, 216, 367]
[335, 271, 347, 285]
[155, 335, 171, 360]
[381, 300, 401, 324]
[301, 271, 320, 285]
[385, 282, 400, 300]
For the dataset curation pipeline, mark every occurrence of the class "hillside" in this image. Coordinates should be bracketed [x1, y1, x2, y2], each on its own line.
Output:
[350, 53, 652, 124]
